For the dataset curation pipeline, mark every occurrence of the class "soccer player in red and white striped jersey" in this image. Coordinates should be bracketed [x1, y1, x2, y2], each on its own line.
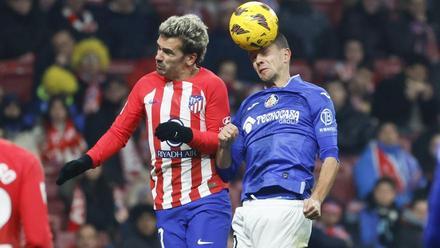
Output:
[57, 14, 232, 247]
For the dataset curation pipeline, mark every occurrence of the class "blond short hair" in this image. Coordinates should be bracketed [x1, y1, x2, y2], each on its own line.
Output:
[159, 14, 209, 65]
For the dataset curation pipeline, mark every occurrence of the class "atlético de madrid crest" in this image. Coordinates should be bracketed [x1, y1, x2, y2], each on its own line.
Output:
[188, 95, 204, 113]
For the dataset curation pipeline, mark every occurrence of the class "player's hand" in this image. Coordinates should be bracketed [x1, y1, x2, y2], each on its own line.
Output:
[218, 123, 238, 148]
[303, 197, 321, 220]
[155, 121, 193, 143]
[56, 155, 93, 185]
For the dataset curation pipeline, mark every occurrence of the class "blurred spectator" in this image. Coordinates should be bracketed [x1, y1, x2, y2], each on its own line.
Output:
[340, 0, 389, 59]
[278, 0, 338, 59]
[34, 30, 77, 95]
[69, 166, 120, 235]
[0, 94, 40, 153]
[216, 59, 249, 114]
[204, 0, 258, 82]
[372, 55, 438, 134]
[73, 224, 101, 248]
[71, 38, 110, 115]
[0, 94, 28, 139]
[358, 177, 400, 248]
[386, 0, 439, 63]
[0, 0, 47, 59]
[84, 76, 130, 185]
[396, 195, 427, 248]
[312, 199, 352, 248]
[39, 96, 87, 225]
[354, 122, 424, 206]
[335, 39, 366, 82]
[47, 0, 99, 40]
[37, 65, 79, 104]
[412, 131, 440, 182]
[94, 0, 159, 59]
[326, 80, 376, 155]
[347, 66, 375, 114]
[121, 204, 160, 248]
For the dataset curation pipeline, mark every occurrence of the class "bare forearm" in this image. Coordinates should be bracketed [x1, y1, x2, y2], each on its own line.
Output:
[311, 157, 339, 202]
[216, 146, 232, 169]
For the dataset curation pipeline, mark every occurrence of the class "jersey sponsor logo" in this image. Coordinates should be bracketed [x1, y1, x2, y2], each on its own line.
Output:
[222, 116, 231, 125]
[0, 163, 16, 185]
[264, 94, 279, 108]
[156, 149, 199, 159]
[256, 109, 300, 125]
[243, 109, 300, 134]
[188, 95, 204, 114]
[243, 116, 256, 134]
[320, 108, 333, 126]
[166, 119, 185, 147]
[197, 239, 214, 245]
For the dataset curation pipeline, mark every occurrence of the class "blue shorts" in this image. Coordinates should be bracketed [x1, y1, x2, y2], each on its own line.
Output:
[155, 190, 232, 248]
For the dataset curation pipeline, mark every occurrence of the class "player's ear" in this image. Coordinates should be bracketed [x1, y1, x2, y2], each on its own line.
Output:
[283, 48, 291, 64]
[186, 53, 198, 66]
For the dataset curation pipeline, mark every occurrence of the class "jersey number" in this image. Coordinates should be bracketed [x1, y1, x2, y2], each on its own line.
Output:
[0, 188, 12, 228]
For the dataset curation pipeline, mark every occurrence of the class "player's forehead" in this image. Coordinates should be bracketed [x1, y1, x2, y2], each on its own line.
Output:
[157, 35, 183, 52]
[248, 44, 278, 58]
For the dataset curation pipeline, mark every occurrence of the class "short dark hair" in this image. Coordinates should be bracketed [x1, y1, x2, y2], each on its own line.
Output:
[272, 32, 289, 50]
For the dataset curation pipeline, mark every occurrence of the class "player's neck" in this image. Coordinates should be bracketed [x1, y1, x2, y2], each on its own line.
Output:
[271, 73, 291, 88]
[172, 66, 200, 81]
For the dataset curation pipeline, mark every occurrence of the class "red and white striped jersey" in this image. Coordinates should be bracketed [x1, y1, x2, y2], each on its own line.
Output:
[87, 67, 230, 210]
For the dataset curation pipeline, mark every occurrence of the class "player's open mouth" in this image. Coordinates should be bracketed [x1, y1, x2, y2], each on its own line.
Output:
[259, 68, 268, 74]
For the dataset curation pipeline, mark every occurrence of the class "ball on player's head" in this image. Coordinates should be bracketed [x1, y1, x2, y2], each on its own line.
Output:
[229, 1, 278, 51]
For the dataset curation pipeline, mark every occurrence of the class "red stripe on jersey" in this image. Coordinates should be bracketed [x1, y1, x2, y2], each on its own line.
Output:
[189, 86, 202, 201]
[152, 87, 165, 210]
[170, 81, 183, 207]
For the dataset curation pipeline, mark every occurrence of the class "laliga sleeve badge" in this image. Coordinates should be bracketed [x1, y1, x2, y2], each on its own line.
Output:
[264, 94, 279, 108]
[320, 108, 333, 126]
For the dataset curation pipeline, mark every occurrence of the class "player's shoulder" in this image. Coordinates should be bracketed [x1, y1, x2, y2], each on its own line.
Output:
[198, 67, 225, 84]
[0, 139, 39, 172]
[289, 75, 332, 104]
[134, 71, 164, 87]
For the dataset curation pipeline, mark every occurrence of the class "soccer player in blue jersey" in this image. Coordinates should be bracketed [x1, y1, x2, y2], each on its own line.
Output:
[216, 33, 340, 247]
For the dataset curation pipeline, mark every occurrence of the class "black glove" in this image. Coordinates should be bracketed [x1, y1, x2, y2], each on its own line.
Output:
[154, 121, 193, 143]
[56, 154, 93, 185]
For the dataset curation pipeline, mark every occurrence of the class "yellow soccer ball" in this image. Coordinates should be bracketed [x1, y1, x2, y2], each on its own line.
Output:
[229, 1, 279, 51]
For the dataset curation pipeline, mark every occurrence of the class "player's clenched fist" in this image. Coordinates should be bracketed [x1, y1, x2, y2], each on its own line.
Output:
[303, 197, 321, 220]
[218, 123, 238, 148]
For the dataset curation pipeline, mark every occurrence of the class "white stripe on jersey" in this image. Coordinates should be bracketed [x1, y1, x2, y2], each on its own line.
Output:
[160, 82, 174, 209]
[197, 90, 212, 198]
[179, 81, 194, 205]
[144, 89, 157, 201]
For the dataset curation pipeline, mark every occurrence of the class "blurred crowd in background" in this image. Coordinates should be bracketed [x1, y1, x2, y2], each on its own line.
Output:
[1, 0, 440, 247]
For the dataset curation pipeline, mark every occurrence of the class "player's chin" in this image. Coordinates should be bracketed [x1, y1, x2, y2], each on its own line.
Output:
[156, 66, 166, 75]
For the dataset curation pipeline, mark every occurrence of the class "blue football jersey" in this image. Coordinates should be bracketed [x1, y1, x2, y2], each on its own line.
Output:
[223, 75, 339, 200]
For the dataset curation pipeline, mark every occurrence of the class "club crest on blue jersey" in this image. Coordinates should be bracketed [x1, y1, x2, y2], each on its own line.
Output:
[188, 95, 204, 113]
[264, 94, 279, 108]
